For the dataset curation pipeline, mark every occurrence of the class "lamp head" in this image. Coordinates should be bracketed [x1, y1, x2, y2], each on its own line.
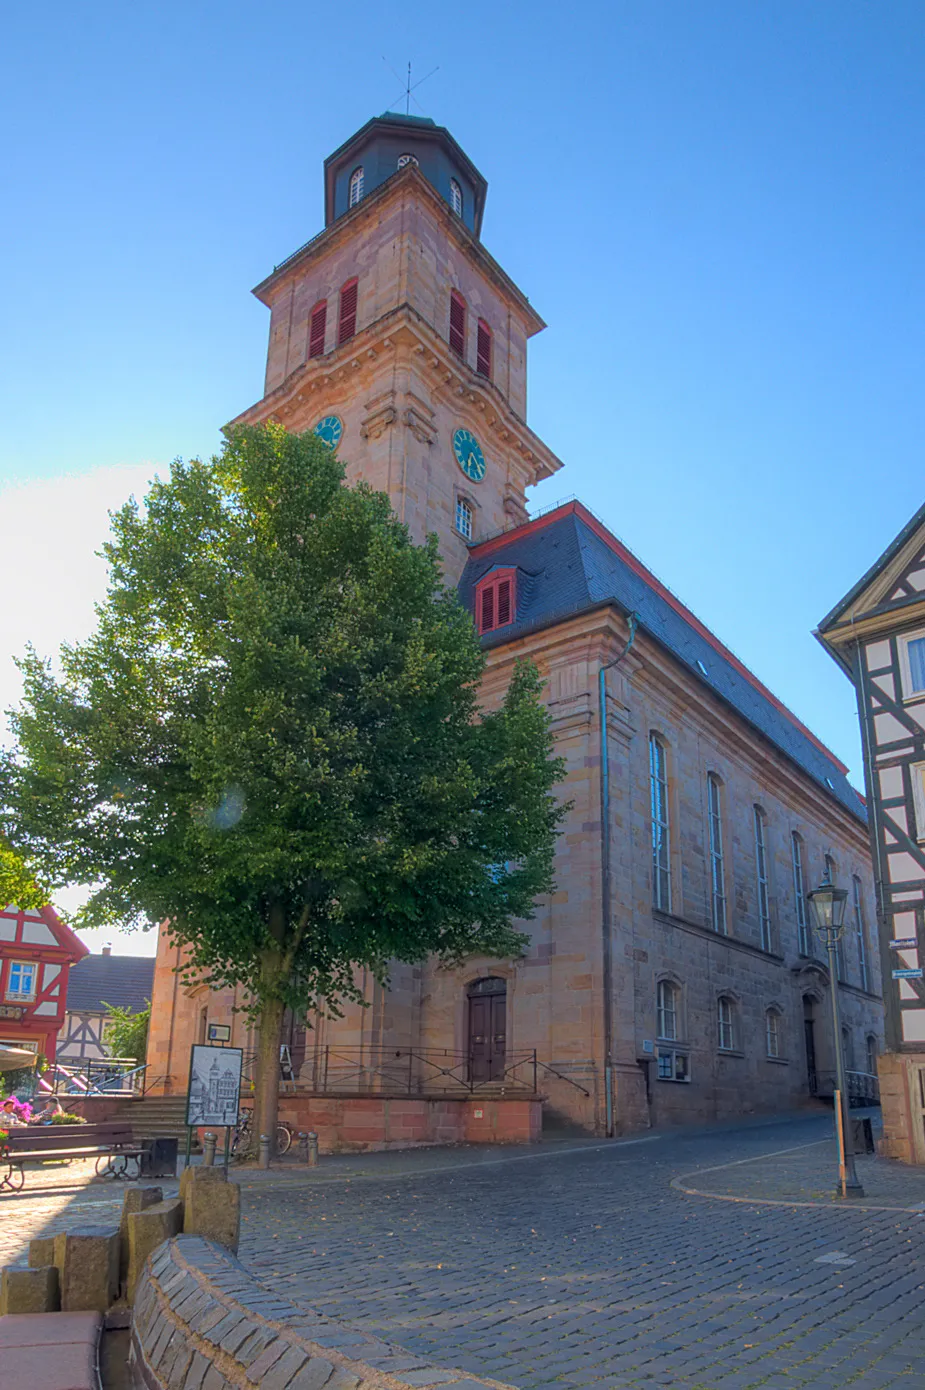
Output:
[807, 883, 849, 936]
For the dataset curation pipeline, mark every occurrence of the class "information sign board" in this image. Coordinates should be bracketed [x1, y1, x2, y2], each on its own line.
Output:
[185, 1044, 243, 1128]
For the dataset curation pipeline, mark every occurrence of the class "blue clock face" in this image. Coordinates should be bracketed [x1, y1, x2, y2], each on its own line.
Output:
[314, 415, 343, 451]
[453, 428, 486, 483]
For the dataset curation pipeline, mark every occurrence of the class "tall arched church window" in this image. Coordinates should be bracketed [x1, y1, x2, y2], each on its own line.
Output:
[792, 832, 809, 956]
[308, 301, 327, 359]
[649, 735, 670, 911]
[450, 179, 463, 216]
[349, 167, 364, 207]
[397, 152, 419, 168]
[707, 774, 726, 935]
[338, 277, 358, 346]
[449, 291, 466, 357]
[753, 807, 771, 951]
[766, 1007, 781, 1058]
[476, 320, 492, 380]
[853, 875, 869, 992]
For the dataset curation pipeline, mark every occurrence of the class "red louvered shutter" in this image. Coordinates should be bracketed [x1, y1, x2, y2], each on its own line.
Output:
[480, 585, 495, 633]
[496, 579, 511, 627]
[338, 279, 358, 346]
[476, 320, 492, 379]
[309, 302, 327, 359]
[449, 291, 466, 357]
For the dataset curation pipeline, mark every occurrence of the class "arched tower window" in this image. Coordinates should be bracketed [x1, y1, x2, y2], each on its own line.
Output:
[338, 277, 358, 346]
[308, 300, 327, 359]
[476, 320, 492, 380]
[397, 152, 419, 168]
[450, 179, 463, 216]
[449, 291, 466, 357]
[349, 166, 364, 207]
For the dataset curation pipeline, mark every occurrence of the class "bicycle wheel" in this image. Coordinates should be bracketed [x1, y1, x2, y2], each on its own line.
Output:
[276, 1123, 292, 1155]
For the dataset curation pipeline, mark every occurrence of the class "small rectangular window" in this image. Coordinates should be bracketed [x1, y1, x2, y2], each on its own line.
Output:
[476, 571, 517, 634]
[6, 961, 36, 1001]
[309, 301, 327, 359]
[338, 278, 358, 346]
[909, 637, 925, 693]
[476, 320, 492, 379]
[455, 497, 473, 540]
[718, 997, 735, 1051]
[449, 291, 466, 357]
[657, 1048, 690, 1082]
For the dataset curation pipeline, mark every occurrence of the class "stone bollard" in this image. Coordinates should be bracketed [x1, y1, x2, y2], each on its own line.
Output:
[259, 1133, 271, 1169]
[307, 1130, 319, 1167]
[28, 1236, 56, 1269]
[0, 1265, 59, 1314]
[54, 1226, 120, 1312]
[297, 1131, 308, 1162]
[126, 1198, 183, 1303]
[119, 1187, 163, 1287]
[202, 1131, 217, 1167]
[181, 1165, 241, 1254]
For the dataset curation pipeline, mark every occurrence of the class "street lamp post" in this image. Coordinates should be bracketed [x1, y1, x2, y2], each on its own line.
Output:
[807, 882, 865, 1199]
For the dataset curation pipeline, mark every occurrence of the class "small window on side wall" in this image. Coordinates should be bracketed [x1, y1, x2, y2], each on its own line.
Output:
[449, 291, 466, 357]
[349, 166, 364, 207]
[397, 152, 419, 168]
[476, 569, 516, 634]
[308, 301, 327, 359]
[766, 1007, 781, 1058]
[455, 497, 473, 540]
[450, 179, 463, 216]
[718, 995, 736, 1051]
[338, 278, 358, 346]
[899, 630, 925, 699]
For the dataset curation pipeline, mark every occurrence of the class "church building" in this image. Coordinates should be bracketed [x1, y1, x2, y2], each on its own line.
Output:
[146, 113, 884, 1139]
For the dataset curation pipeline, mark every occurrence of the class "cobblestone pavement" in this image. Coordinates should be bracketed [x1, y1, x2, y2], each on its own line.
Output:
[238, 1116, 925, 1389]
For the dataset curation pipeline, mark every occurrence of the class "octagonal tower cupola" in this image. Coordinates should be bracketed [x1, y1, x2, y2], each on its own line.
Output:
[324, 112, 488, 237]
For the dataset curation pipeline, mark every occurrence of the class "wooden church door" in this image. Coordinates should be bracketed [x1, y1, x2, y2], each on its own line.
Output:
[467, 977, 507, 1084]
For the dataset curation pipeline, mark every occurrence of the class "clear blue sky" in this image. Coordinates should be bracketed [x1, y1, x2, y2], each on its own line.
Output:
[2, 2, 924, 802]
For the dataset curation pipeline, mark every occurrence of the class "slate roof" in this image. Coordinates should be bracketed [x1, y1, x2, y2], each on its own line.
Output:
[459, 501, 865, 824]
[64, 954, 155, 1015]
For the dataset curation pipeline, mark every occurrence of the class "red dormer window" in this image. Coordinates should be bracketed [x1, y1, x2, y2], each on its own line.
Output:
[476, 568, 516, 634]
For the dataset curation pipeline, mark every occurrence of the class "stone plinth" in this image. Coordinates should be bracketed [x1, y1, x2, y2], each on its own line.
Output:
[0, 1265, 59, 1314]
[54, 1226, 120, 1312]
[126, 1198, 183, 1302]
[181, 1166, 241, 1252]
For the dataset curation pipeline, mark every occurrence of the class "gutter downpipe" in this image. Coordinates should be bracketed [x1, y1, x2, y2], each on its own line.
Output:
[600, 611, 639, 1138]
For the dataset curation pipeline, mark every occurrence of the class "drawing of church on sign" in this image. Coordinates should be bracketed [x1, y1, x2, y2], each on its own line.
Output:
[147, 112, 885, 1141]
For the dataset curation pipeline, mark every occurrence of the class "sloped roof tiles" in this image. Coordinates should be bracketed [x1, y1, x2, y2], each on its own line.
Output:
[64, 954, 155, 1015]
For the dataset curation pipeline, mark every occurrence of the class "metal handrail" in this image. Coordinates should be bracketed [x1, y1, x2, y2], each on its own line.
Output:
[536, 1060, 592, 1098]
[44, 1058, 148, 1097]
[303, 1045, 541, 1096]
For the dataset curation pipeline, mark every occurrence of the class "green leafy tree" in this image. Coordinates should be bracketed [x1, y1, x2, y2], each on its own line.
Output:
[102, 1002, 150, 1063]
[0, 424, 565, 1144]
[0, 836, 46, 910]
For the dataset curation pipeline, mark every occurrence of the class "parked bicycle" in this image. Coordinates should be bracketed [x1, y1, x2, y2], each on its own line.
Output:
[230, 1108, 292, 1156]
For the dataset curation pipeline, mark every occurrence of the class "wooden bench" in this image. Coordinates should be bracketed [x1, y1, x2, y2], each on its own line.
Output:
[0, 1121, 146, 1191]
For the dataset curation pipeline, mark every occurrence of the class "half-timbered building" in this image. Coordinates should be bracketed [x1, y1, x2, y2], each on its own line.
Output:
[818, 501, 925, 1163]
[146, 112, 885, 1142]
[0, 904, 88, 1063]
[58, 949, 155, 1062]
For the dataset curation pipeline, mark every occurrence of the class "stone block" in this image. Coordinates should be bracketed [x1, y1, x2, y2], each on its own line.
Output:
[0, 1264, 60, 1314]
[119, 1185, 164, 1283]
[179, 1163, 225, 1205]
[183, 1171, 240, 1253]
[28, 1235, 56, 1268]
[127, 1198, 184, 1303]
[54, 1225, 120, 1312]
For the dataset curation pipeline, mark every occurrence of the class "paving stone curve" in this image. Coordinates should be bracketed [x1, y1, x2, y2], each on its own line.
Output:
[131, 1235, 517, 1390]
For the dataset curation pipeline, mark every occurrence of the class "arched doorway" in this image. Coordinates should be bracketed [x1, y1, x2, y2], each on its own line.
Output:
[803, 994, 818, 1095]
[467, 977, 507, 1084]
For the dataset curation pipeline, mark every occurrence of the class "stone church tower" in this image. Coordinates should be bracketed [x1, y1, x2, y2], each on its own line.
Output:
[146, 113, 884, 1143]
[232, 112, 562, 584]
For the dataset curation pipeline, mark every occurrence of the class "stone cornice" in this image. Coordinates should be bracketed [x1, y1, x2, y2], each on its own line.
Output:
[252, 164, 546, 336]
[230, 304, 563, 483]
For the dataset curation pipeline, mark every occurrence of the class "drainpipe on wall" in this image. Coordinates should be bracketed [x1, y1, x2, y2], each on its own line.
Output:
[600, 611, 639, 1138]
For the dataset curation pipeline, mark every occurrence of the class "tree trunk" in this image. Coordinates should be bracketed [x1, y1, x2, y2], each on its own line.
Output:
[253, 994, 285, 1157]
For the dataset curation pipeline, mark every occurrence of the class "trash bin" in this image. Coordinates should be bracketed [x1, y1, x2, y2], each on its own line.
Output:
[851, 1116, 875, 1155]
[140, 1136, 179, 1177]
